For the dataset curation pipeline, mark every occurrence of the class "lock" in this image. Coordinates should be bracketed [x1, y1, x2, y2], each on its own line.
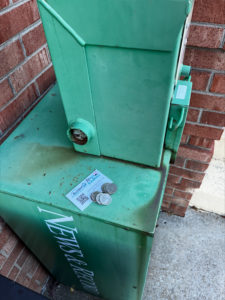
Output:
[67, 119, 95, 145]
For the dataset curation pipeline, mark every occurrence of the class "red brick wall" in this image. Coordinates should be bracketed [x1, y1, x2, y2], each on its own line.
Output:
[0, 0, 54, 293]
[162, 0, 225, 216]
[0, 218, 49, 293]
[0, 0, 55, 143]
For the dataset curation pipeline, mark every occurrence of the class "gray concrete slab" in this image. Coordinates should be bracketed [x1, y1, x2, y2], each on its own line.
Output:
[45, 209, 225, 300]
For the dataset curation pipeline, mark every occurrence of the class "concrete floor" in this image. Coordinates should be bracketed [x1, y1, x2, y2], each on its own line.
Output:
[190, 133, 225, 216]
[45, 208, 225, 300]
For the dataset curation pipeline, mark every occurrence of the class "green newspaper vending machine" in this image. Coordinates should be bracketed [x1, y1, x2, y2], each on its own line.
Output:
[0, 0, 193, 299]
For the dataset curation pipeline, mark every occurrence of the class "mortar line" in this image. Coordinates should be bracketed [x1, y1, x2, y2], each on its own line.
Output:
[0, 63, 53, 112]
[186, 120, 224, 129]
[197, 109, 203, 123]
[0, 43, 48, 82]
[0, 0, 29, 15]
[192, 89, 225, 98]
[191, 21, 225, 29]
[0, 20, 42, 51]
[219, 29, 225, 48]
[8, 77, 16, 96]
[191, 67, 225, 75]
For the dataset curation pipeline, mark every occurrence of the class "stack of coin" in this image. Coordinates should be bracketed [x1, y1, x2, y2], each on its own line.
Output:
[90, 183, 117, 206]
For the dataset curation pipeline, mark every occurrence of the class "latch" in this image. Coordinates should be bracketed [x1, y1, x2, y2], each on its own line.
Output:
[165, 69, 192, 162]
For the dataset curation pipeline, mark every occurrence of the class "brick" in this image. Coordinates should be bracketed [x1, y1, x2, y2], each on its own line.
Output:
[0, 253, 8, 269]
[0, 0, 9, 9]
[192, 0, 225, 24]
[169, 204, 187, 217]
[178, 178, 202, 190]
[8, 265, 21, 281]
[17, 255, 39, 287]
[1, 233, 18, 257]
[188, 136, 214, 149]
[187, 108, 200, 122]
[0, 84, 38, 133]
[190, 70, 210, 91]
[0, 0, 40, 44]
[163, 195, 173, 203]
[187, 25, 224, 48]
[190, 93, 225, 112]
[180, 134, 189, 144]
[186, 160, 209, 172]
[36, 66, 56, 95]
[174, 156, 186, 168]
[177, 144, 214, 163]
[171, 197, 188, 207]
[165, 187, 173, 195]
[210, 74, 225, 94]
[0, 79, 13, 108]
[184, 48, 225, 71]
[173, 189, 192, 200]
[0, 40, 24, 78]
[169, 166, 205, 181]
[161, 201, 170, 211]
[22, 23, 46, 56]
[0, 224, 11, 249]
[201, 111, 225, 127]
[28, 265, 49, 293]
[184, 123, 223, 140]
[17, 247, 29, 268]
[1, 240, 24, 276]
[167, 174, 180, 185]
[33, 265, 49, 284]
[10, 47, 50, 92]
[167, 177, 201, 191]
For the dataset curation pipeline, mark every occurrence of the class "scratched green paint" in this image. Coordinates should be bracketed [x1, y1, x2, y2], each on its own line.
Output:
[0, 86, 171, 299]
[37, 0, 193, 167]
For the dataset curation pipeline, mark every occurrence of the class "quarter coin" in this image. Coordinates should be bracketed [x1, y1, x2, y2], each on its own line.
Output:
[101, 183, 117, 195]
[96, 193, 112, 205]
[90, 191, 100, 202]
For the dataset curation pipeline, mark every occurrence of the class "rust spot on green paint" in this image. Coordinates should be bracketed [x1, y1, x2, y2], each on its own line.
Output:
[15, 144, 78, 178]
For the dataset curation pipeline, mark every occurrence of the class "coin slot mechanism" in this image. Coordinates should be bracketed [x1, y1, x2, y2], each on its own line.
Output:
[70, 128, 88, 145]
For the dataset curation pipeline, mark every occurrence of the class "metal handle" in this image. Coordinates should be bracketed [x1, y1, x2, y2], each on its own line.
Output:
[168, 107, 185, 131]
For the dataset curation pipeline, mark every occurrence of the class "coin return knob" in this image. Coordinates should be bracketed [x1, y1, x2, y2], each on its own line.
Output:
[70, 129, 88, 145]
[67, 119, 95, 146]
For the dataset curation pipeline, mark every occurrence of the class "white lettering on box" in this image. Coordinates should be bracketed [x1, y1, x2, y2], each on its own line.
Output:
[37, 206, 99, 295]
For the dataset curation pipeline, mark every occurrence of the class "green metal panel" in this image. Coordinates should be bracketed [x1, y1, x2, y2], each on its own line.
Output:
[37, 0, 193, 167]
[0, 85, 171, 299]
[37, 3, 100, 156]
